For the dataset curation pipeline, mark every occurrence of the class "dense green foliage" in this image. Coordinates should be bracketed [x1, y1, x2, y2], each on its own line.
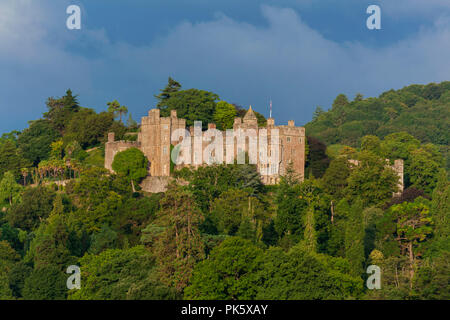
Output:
[0, 81, 448, 300]
[112, 148, 148, 191]
[306, 82, 450, 170]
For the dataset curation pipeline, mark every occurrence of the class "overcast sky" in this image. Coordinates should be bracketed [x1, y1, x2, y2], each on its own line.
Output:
[0, 0, 449, 133]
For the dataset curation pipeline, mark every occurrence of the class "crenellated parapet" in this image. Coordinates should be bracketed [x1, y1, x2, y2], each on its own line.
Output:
[105, 107, 306, 190]
[104, 132, 141, 172]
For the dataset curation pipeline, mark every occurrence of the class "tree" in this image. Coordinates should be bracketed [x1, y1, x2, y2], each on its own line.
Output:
[344, 200, 365, 277]
[409, 147, 441, 195]
[107, 100, 128, 123]
[176, 164, 263, 213]
[0, 273, 14, 300]
[64, 108, 115, 148]
[25, 194, 74, 270]
[126, 114, 138, 130]
[305, 136, 330, 178]
[312, 106, 325, 121]
[44, 89, 80, 134]
[354, 93, 364, 102]
[322, 157, 351, 200]
[210, 188, 266, 241]
[157, 88, 219, 128]
[0, 172, 21, 205]
[0, 241, 20, 300]
[361, 135, 381, 154]
[22, 265, 67, 300]
[0, 140, 30, 178]
[380, 132, 420, 161]
[150, 185, 205, 292]
[67, 168, 130, 233]
[429, 170, 449, 254]
[274, 166, 307, 241]
[213, 101, 237, 130]
[303, 206, 317, 252]
[256, 244, 363, 299]
[389, 197, 433, 288]
[155, 77, 182, 108]
[7, 186, 56, 231]
[184, 237, 263, 299]
[345, 151, 399, 207]
[413, 252, 450, 299]
[298, 179, 322, 252]
[7, 262, 32, 298]
[69, 246, 176, 300]
[112, 148, 148, 192]
[331, 94, 349, 126]
[88, 225, 118, 254]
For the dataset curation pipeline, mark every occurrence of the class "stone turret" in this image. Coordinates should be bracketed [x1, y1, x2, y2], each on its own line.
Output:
[243, 106, 258, 125]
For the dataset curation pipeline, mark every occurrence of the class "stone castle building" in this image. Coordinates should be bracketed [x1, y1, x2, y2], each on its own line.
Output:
[105, 106, 404, 195]
[105, 107, 306, 188]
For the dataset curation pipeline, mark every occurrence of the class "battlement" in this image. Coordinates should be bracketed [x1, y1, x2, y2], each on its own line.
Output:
[105, 134, 141, 172]
[105, 106, 306, 189]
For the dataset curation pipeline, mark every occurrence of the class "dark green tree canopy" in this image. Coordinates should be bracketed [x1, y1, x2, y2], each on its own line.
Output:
[112, 148, 148, 184]
[17, 119, 59, 166]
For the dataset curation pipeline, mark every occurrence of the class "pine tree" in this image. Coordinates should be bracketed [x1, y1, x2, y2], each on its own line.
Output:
[152, 184, 205, 292]
[303, 206, 317, 252]
[345, 200, 365, 276]
[155, 77, 182, 108]
[431, 170, 449, 251]
[0, 171, 21, 205]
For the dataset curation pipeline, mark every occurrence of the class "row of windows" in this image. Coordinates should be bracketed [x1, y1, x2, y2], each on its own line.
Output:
[286, 137, 303, 143]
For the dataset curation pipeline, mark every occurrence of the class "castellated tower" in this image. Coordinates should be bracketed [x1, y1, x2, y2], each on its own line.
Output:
[139, 109, 186, 177]
[105, 107, 306, 187]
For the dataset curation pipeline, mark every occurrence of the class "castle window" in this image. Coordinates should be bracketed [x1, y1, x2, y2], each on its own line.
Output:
[163, 146, 168, 155]
[287, 137, 291, 142]
[299, 138, 302, 143]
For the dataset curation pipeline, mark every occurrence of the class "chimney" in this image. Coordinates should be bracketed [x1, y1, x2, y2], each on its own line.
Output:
[171, 110, 177, 118]
[267, 118, 275, 126]
[208, 123, 216, 130]
[288, 120, 295, 127]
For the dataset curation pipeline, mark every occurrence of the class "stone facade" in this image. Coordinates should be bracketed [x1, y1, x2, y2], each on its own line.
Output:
[105, 107, 306, 186]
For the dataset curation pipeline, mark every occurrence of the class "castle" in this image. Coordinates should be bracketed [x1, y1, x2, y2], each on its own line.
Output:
[105, 107, 306, 189]
[105, 107, 404, 195]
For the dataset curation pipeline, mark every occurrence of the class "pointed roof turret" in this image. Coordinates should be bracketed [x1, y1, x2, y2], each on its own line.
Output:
[243, 105, 257, 122]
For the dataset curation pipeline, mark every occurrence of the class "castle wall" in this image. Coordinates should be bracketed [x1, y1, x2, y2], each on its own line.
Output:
[105, 108, 306, 191]
[104, 132, 141, 172]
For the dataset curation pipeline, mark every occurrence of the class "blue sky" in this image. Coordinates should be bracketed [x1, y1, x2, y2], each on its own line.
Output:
[1, 0, 449, 133]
